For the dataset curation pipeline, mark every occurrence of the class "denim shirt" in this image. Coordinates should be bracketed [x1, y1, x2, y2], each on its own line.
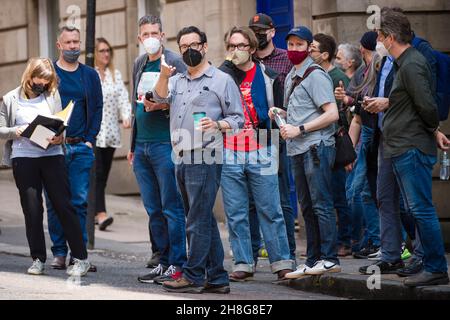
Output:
[284, 57, 337, 156]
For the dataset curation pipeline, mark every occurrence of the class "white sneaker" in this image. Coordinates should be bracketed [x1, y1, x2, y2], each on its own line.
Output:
[305, 260, 342, 275]
[285, 264, 311, 279]
[368, 249, 382, 261]
[28, 259, 44, 275]
[67, 259, 90, 277]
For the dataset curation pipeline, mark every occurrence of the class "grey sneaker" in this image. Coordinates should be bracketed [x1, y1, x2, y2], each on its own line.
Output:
[67, 259, 90, 277]
[28, 259, 44, 275]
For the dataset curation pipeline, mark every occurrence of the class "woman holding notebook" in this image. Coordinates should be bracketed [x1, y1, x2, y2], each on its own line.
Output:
[0, 57, 90, 277]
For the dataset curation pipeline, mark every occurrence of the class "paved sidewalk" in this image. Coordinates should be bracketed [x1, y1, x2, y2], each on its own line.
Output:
[0, 180, 339, 300]
[1, 178, 449, 300]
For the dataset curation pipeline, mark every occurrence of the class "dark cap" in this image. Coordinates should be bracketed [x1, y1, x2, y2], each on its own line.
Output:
[286, 26, 313, 44]
[249, 13, 275, 29]
[360, 31, 378, 51]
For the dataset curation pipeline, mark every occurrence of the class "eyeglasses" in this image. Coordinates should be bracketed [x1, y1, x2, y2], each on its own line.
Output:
[227, 43, 251, 51]
[98, 49, 111, 54]
[179, 42, 204, 52]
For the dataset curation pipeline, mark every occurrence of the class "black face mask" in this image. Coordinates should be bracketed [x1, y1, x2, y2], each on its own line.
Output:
[256, 33, 270, 50]
[31, 83, 47, 96]
[182, 48, 203, 67]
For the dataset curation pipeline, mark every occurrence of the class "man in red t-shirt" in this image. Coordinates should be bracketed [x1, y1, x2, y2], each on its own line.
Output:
[219, 26, 294, 282]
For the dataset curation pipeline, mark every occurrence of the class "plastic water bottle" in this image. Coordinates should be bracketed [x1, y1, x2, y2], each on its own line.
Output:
[440, 151, 450, 181]
[273, 108, 286, 127]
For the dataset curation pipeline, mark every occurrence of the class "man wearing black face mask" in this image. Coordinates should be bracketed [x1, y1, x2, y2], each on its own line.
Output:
[249, 13, 296, 264]
[249, 14, 293, 85]
[46, 26, 103, 272]
[152, 26, 244, 294]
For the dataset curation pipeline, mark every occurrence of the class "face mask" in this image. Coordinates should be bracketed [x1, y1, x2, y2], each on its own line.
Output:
[182, 48, 204, 67]
[382, 36, 393, 54]
[334, 61, 346, 71]
[256, 33, 269, 50]
[287, 50, 309, 65]
[376, 41, 389, 57]
[31, 83, 47, 96]
[62, 49, 81, 64]
[143, 37, 161, 55]
[312, 53, 324, 65]
[231, 50, 251, 66]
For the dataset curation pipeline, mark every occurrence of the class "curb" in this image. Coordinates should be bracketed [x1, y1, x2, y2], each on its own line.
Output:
[282, 273, 450, 300]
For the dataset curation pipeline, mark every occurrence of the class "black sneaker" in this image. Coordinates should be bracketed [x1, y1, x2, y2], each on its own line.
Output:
[396, 259, 424, 277]
[153, 265, 183, 285]
[353, 243, 380, 259]
[359, 260, 404, 275]
[138, 264, 166, 283]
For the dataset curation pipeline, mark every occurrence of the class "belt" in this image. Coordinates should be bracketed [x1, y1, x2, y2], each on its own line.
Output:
[65, 137, 84, 144]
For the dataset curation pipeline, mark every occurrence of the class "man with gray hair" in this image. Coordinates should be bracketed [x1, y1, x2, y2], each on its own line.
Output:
[46, 26, 103, 273]
[335, 43, 362, 80]
[130, 15, 188, 285]
[359, 9, 449, 287]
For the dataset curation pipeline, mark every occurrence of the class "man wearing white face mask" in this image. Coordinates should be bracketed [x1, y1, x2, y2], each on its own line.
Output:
[218, 26, 294, 282]
[130, 15, 188, 285]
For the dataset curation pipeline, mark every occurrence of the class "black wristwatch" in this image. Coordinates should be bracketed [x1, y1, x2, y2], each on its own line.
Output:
[299, 124, 307, 137]
[216, 121, 223, 131]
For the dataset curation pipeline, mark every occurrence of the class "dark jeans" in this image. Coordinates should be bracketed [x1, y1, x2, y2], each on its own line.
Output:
[47, 142, 95, 257]
[13, 156, 87, 262]
[95, 146, 115, 213]
[391, 148, 447, 273]
[133, 142, 187, 268]
[249, 142, 296, 261]
[332, 167, 352, 248]
[175, 153, 228, 286]
[292, 142, 339, 267]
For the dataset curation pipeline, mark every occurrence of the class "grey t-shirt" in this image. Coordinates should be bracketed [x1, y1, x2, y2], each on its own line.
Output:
[285, 57, 337, 156]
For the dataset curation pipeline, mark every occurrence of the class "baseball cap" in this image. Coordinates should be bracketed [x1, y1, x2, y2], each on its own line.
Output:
[249, 13, 275, 29]
[286, 26, 313, 44]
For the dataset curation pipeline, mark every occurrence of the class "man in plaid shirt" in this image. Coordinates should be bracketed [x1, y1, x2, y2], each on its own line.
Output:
[248, 13, 297, 266]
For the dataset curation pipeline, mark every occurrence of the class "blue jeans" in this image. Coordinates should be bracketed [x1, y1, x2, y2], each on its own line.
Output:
[175, 154, 228, 286]
[222, 147, 294, 273]
[391, 148, 447, 273]
[133, 142, 186, 268]
[349, 126, 380, 246]
[346, 167, 366, 252]
[332, 167, 352, 248]
[248, 142, 297, 261]
[291, 142, 339, 267]
[47, 142, 94, 257]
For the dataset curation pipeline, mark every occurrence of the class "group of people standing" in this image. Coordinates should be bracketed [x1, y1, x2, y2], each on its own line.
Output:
[0, 6, 448, 294]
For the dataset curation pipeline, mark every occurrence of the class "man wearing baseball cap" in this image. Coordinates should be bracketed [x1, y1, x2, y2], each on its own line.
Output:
[247, 13, 296, 266]
[269, 26, 341, 278]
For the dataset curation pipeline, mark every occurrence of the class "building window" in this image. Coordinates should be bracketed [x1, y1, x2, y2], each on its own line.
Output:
[38, 0, 60, 60]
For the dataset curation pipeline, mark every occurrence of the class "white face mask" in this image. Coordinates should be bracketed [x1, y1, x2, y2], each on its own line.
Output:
[143, 37, 161, 55]
[376, 41, 389, 58]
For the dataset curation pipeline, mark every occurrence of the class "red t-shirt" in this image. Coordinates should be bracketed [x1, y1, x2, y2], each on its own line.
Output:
[224, 63, 261, 152]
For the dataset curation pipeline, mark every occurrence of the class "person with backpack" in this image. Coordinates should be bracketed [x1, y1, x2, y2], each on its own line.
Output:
[270, 26, 340, 279]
